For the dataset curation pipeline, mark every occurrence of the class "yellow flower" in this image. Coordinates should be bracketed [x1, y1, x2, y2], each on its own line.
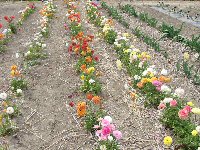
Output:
[163, 136, 173, 147]
[192, 130, 198, 136]
[81, 75, 85, 80]
[88, 67, 95, 73]
[141, 78, 148, 84]
[116, 60, 122, 70]
[192, 108, 200, 114]
[187, 101, 194, 107]
[184, 52, 190, 61]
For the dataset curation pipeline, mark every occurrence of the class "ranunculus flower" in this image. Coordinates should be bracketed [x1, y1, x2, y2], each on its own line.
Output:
[6, 107, 14, 114]
[101, 119, 110, 127]
[158, 103, 166, 110]
[104, 116, 112, 123]
[184, 105, 192, 113]
[161, 68, 168, 76]
[152, 80, 163, 87]
[0, 92, 7, 100]
[69, 101, 74, 107]
[0, 24, 2, 28]
[178, 109, 189, 120]
[4, 16, 9, 21]
[174, 88, 184, 98]
[94, 56, 99, 61]
[163, 136, 172, 147]
[101, 126, 111, 136]
[113, 130, 122, 140]
[11, 16, 15, 19]
[170, 100, 177, 107]
[163, 98, 173, 104]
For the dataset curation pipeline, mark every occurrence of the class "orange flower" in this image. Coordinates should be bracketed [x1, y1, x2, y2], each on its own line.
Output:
[92, 96, 101, 105]
[137, 82, 144, 88]
[80, 64, 87, 71]
[2, 101, 8, 107]
[77, 102, 86, 117]
[86, 93, 93, 100]
[85, 56, 92, 63]
[150, 77, 158, 82]
[158, 76, 171, 83]
[11, 65, 17, 71]
[0, 33, 5, 39]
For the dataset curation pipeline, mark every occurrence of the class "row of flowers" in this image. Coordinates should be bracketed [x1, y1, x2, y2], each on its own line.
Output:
[65, 2, 122, 150]
[0, 1, 56, 149]
[86, 1, 200, 150]
[0, 3, 36, 54]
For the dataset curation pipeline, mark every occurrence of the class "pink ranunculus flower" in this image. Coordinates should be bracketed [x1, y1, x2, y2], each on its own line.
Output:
[156, 86, 161, 91]
[152, 80, 163, 87]
[158, 103, 166, 110]
[184, 105, 192, 113]
[113, 130, 122, 140]
[109, 124, 116, 131]
[93, 125, 100, 129]
[170, 100, 177, 107]
[178, 109, 189, 120]
[102, 126, 111, 136]
[101, 119, 110, 127]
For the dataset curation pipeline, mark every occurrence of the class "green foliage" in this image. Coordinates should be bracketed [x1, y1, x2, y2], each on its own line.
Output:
[69, 21, 82, 36]
[183, 61, 193, 79]
[104, 29, 117, 44]
[9, 23, 17, 34]
[121, 4, 138, 17]
[185, 35, 200, 54]
[97, 140, 120, 150]
[0, 115, 17, 136]
[85, 102, 105, 133]
[160, 102, 200, 150]
[11, 79, 27, 92]
[160, 22, 183, 40]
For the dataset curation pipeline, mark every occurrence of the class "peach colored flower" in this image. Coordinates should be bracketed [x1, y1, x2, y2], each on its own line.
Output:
[178, 109, 189, 120]
[170, 100, 177, 107]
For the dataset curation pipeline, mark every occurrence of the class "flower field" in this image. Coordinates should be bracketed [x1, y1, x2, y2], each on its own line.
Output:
[0, 0, 200, 150]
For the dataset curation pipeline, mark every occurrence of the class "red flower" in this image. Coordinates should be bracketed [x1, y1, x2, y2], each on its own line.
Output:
[69, 101, 74, 107]
[4, 16, 9, 21]
[0, 24, 3, 29]
[11, 16, 15, 19]
[94, 56, 99, 61]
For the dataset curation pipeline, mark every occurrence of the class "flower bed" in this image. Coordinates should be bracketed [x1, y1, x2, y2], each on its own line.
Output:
[86, 1, 200, 149]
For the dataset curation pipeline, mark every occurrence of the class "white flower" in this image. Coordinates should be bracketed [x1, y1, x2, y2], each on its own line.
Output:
[116, 60, 122, 70]
[42, 44, 47, 48]
[174, 88, 184, 98]
[161, 69, 168, 76]
[104, 116, 112, 123]
[194, 53, 199, 59]
[161, 85, 171, 93]
[134, 75, 141, 81]
[142, 70, 148, 76]
[108, 135, 113, 141]
[89, 79, 95, 84]
[6, 107, 14, 114]
[138, 62, 143, 68]
[196, 126, 200, 133]
[16, 53, 20, 58]
[25, 51, 31, 57]
[198, 147, 200, 150]
[0, 92, 7, 100]
[2, 29, 8, 34]
[100, 145, 107, 150]
[17, 89, 22, 94]
[163, 98, 173, 104]
[124, 83, 129, 90]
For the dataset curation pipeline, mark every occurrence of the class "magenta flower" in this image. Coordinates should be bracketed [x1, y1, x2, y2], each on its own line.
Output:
[113, 130, 122, 140]
[102, 126, 111, 136]
[152, 80, 163, 87]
